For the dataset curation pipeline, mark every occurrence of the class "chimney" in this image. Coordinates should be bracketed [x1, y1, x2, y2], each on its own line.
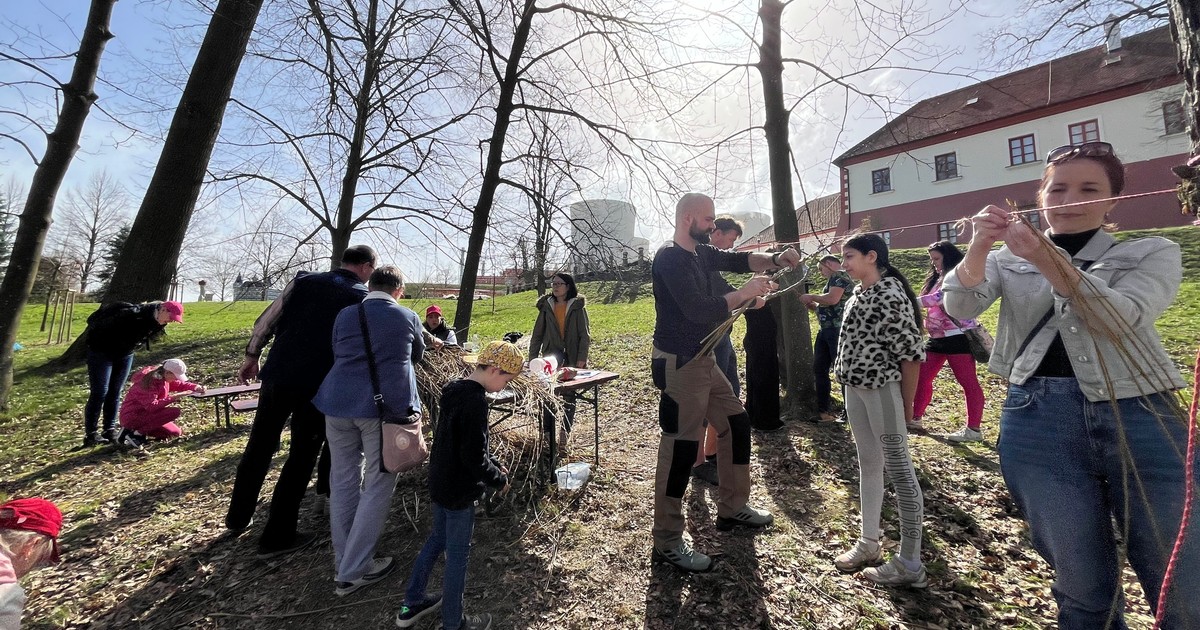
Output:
[1104, 15, 1122, 53]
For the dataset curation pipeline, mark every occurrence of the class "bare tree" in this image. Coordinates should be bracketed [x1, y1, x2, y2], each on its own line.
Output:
[197, 249, 240, 301]
[993, 0, 1167, 66]
[0, 0, 117, 408]
[214, 0, 473, 267]
[447, 0, 696, 330]
[59, 170, 127, 292]
[100, 0, 265, 305]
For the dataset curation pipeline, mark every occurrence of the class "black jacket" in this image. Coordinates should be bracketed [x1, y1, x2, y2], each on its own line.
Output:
[258, 268, 367, 394]
[85, 303, 165, 358]
[428, 379, 507, 510]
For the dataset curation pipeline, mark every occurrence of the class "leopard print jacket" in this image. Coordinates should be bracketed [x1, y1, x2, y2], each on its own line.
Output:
[833, 276, 926, 389]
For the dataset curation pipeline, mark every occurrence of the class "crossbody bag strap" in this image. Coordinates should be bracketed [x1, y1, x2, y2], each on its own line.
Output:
[356, 303, 386, 418]
[1012, 254, 1106, 361]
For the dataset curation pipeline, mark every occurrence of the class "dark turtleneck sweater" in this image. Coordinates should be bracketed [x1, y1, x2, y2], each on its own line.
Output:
[1032, 228, 1101, 377]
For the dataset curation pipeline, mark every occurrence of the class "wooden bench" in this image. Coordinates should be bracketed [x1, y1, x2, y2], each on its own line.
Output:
[191, 383, 262, 429]
[230, 398, 259, 413]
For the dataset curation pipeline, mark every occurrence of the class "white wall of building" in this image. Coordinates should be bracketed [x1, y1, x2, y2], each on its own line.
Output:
[845, 86, 1190, 214]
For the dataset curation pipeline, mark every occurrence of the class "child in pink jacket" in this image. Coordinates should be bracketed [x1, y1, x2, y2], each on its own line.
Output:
[118, 358, 205, 447]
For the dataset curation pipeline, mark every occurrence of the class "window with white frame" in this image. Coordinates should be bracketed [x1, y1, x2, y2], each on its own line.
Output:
[1068, 119, 1100, 145]
[937, 222, 958, 244]
[1009, 135, 1036, 166]
[880, 231, 891, 246]
[1163, 100, 1186, 135]
[934, 152, 958, 180]
[871, 168, 891, 193]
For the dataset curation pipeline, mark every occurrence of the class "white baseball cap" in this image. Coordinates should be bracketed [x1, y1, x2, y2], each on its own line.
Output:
[162, 358, 188, 381]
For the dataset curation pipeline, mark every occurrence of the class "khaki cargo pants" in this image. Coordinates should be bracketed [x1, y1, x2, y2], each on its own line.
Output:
[651, 347, 752, 549]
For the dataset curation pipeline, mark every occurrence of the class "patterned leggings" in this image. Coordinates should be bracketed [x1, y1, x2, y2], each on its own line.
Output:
[845, 382, 924, 563]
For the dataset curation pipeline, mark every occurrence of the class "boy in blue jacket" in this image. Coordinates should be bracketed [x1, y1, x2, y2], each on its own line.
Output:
[394, 341, 521, 630]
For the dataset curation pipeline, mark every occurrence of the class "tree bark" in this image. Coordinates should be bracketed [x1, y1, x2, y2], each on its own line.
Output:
[61, 0, 264, 363]
[0, 0, 116, 409]
[452, 0, 537, 332]
[1168, 0, 1200, 158]
[757, 0, 816, 416]
[329, 0, 380, 268]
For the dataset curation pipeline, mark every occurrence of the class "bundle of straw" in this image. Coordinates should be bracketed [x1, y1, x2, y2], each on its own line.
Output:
[696, 264, 811, 357]
[415, 347, 566, 495]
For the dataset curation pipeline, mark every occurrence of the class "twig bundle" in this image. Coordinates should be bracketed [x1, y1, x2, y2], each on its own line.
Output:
[696, 264, 812, 357]
[415, 347, 565, 494]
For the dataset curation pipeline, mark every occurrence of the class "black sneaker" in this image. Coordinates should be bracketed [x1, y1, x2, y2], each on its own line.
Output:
[99, 428, 119, 444]
[334, 556, 395, 597]
[256, 531, 316, 560]
[118, 429, 150, 455]
[82, 433, 100, 448]
[395, 593, 443, 627]
[691, 460, 719, 486]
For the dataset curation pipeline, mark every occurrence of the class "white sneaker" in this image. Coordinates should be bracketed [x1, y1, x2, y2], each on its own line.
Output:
[906, 417, 924, 432]
[834, 538, 882, 573]
[862, 555, 928, 588]
[946, 427, 982, 443]
[335, 556, 396, 596]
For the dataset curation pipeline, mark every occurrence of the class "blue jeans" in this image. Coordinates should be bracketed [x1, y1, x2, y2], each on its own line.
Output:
[404, 503, 475, 630]
[714, 333, 740, 398]
[999, 378, 1199, 629]
[85, 350, 134, 436]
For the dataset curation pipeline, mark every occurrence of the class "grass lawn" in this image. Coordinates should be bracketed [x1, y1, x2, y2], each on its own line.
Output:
[1, 231, 1197, 629]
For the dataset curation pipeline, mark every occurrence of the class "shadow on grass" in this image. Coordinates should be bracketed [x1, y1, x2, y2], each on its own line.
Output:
[2, 424, 249, 493]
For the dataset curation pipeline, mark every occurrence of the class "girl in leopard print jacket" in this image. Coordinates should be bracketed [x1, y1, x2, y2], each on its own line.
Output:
[830, 233, 929, 588]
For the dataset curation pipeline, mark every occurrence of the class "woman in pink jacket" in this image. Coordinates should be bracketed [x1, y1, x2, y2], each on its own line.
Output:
[912, 241, 986, 441]
[118, 358, 205, 448]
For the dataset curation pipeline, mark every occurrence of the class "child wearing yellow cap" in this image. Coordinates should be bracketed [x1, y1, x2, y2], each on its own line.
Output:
[395, 341, 521, 630]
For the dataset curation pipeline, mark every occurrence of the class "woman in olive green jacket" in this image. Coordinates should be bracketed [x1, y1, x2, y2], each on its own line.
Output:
[528, 273, 591, 443]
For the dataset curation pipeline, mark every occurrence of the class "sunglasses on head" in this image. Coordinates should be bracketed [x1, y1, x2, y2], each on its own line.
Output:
[1046, 141, 1114, 164]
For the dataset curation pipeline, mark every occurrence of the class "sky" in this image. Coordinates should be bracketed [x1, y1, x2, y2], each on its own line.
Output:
[0, 0, 1134, 299]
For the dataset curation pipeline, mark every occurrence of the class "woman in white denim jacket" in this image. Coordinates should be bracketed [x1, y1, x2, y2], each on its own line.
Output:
[942, 142, 1195, 629]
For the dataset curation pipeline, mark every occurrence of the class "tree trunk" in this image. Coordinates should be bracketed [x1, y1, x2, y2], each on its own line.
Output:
[1169, 1, 1200, 159]
[329, 0, 379, 269]
[757, 0, 816, 416]
[0, 0, 116, 409]
[452, 0, 537, 332]
[60, 0, 264, 364]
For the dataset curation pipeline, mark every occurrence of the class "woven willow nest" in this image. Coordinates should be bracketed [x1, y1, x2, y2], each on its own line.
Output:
[416, 347, 566, 491]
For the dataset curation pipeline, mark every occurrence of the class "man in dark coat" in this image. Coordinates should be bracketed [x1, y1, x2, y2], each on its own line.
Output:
[225, 245, 376, 558]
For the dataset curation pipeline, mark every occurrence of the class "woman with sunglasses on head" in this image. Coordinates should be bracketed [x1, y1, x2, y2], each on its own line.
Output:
[528, 272, 592, 451]
[943, 141, 1197, 629]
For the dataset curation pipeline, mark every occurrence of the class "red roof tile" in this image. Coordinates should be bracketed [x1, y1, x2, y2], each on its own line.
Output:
[835, 26, 1179, 164]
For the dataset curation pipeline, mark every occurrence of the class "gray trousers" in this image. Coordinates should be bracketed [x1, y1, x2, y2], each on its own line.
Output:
[845, 382, 924, 563]
[326, 415, 399, 582]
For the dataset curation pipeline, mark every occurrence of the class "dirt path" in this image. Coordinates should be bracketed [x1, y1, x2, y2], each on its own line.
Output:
[8, 334, 1159, 629]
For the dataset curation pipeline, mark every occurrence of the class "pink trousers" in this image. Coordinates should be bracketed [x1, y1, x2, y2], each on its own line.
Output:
[120, 406, 184, 439]
[913, 352, 984, 429]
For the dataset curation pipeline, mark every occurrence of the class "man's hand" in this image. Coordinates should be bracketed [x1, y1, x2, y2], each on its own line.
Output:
[238, 356, 260, 384]
[430, 336, 445, 350]
[740, 275, 775, 299]
[777, 248, 801, 269]
[499, 481, 512, 496]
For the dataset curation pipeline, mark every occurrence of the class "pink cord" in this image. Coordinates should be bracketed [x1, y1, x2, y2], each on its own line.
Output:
[1153, 346, 1200, 629]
